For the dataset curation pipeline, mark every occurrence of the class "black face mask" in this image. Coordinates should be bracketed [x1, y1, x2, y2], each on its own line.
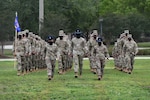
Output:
[128, 37, 131, 41]
[76, 34, 81, 38]
[18, 35, 22, 40]
[93, 36, 97, 40]
[59, 36, 63, 40]
[48, 42, 53, 45]
[98, 42, 102, 46]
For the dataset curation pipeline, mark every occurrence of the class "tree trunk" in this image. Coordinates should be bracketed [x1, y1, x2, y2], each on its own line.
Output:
[0, 41, 4, 56]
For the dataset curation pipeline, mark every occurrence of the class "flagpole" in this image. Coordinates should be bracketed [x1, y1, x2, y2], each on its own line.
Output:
[14, 12, 18, 69]
[39, 0, 44, 36]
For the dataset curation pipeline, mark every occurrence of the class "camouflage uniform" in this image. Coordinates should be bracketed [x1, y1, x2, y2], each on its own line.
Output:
[21, 31, 30, 74]
[93, 38, 109, 80]
[112, 39, 122, 69]
[14, 33, 23, 75]
[55, 30, 69, 74]
[40, 40, 47, 68]
[123, 36, 138, 74]
[116, 33, 128, 71]
[28, 32, 35, 71]
[34, 35, 41, 69]
[31, 35, 37, 70]
[45, 36, 57, 80]
[24, 30, 32, 72]
[63, 34, 73, 70]
[15, 32, 28, 75]
[87, 30, 98, 73]
[71, 29, 87, 78]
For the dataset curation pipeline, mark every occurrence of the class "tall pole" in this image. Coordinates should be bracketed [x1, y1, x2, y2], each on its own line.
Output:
[14, 12, 18, 69]
[14, 12, 18, 54]
[39, 0, 44, 36]
[99, 18, 103, 37]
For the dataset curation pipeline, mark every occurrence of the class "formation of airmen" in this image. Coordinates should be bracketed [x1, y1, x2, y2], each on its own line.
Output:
[112, 30, 138, 74]
[13, 29, 138, 81]
[13, 30, 47, 76]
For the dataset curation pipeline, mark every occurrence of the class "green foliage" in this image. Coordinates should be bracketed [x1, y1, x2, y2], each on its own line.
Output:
[0, 60, 150, 100]
[1, 0, 150, 41]
[42, 12, 70, 39]
[0, 1, 14, 41]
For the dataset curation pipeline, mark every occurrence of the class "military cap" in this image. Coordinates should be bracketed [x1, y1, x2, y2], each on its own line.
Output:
[124, 30, 129, 34]
[59, 30, 64, 36]
[92, 30, 98, 36]
[75, 29, 82, 35]
[96, 37, 102, 42]
[24, 29, 29, 33]
[18, 32, 22, 35]
[48, 36, 53, 40]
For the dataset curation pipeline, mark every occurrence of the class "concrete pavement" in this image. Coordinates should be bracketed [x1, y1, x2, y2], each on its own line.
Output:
[0, 56, 150, 61]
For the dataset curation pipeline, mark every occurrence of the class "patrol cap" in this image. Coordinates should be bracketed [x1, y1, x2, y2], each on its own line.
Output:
[18, 32, 22, 35]
[48, 36, 53, 40]
[75, 29, 82, 35]
[96, 37, 102, 42]
[35, 35, 39, 40]
[24, 29, 29, 33]
[59, 30, 64, 36]
[29, 32, 33, 36]
[124, 30, 129, 34]
[39, 36, 41, 40]
[92, 30, 98, 36]
[32, 33, 36, 37]
[22, 31, 26, 35]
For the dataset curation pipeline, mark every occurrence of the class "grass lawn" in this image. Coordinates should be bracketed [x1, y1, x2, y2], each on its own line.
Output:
[0, 59, 150, 100]
[137, 42, 150, 47]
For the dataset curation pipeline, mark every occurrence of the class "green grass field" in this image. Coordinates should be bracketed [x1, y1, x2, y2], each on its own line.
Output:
[137, 42, 150, 47]
[0, 59, 150, 100]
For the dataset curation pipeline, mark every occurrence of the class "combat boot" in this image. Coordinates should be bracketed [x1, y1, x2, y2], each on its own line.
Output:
[21, 71, 26, 76]
[122, 67, 126, 72]
[48, 75, 52, 80]
[124, 68, 128, 73]
[79, 71, 82, 76]
[58, 69, 63, 74]
[98, 75, 102, 80]
[90, 68, 94, 72]
[128, 69, 132, 74]
[118, 67, 121, 71]
[17, 71, 21, 76]
[75, 72, 78, 78]
[93, 68, 97, 74]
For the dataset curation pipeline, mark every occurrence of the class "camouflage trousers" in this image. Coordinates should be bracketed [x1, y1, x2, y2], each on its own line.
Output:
[89, 55, 97, 69]
[124, 54, 135, 70]
[16, 53, 26, 73]
[68, 55, 73, 69]
[16, 54, 22, 71]
[25, 55, 32, 71]
[20, 56, 26, 73]
[95, 57, 105, 76]
[58, 54, 67, 71]
[32, 54, 36, 69]
[45, 57, 56, 77]
[73, 54, 83, 74]
[114, 55, 122, 68]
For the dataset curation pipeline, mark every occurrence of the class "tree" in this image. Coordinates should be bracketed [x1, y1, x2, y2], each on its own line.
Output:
[41, 12, 70, 39]
[0, 0, 14, 55]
